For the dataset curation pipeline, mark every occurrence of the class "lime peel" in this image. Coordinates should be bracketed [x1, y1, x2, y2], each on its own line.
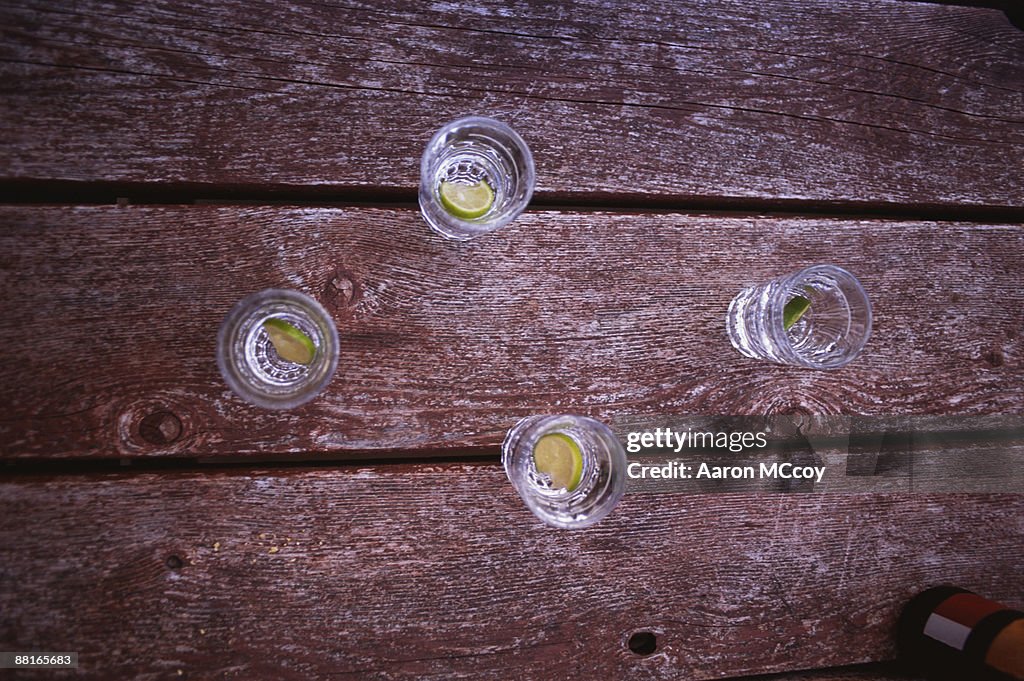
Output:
[263, 318, 316, 365]
[439, 180, 494, 220]
[533, 433, 584, 491]
[783, 295, 811, 331]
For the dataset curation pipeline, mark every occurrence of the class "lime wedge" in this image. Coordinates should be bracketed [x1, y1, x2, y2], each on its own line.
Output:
[783, 295, 811, 330]
[262, 318, 316, 365]
[439, 180, 494, 220]
[533, 433, 584, 491]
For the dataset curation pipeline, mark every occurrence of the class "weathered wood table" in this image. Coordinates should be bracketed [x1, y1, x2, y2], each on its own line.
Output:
[2, 1, 1022, 679]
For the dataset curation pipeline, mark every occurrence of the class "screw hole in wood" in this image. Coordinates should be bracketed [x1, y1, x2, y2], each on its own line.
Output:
[628, 631, 657, 656]
[323, 266, 361, 313]
[139, 411, 183, 445]
[165, 554, 184, 570]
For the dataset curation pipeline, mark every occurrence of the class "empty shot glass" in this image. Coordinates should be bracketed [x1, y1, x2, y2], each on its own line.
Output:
[726, 264, 872, 369]
[217, 288, 340, 409]
[502, 414, 627, 529]
[419, 116, 535, 240]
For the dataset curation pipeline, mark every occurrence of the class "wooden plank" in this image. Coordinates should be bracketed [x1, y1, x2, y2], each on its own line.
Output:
[0, 467, 1019, 679]
[1, 0, 1022, 208]
[733, 663, 921, 681]
[1, 206, 1022, 459]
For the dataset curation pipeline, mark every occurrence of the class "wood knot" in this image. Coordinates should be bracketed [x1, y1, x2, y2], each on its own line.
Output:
[323, 267, 360, 312]
[117, 397, 194, 454]
[139, 411, 183, 445]
[982, 349, 1005, 368]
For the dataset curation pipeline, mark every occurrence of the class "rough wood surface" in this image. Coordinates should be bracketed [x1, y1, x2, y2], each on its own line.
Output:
[1, 206, 1022, 459]
[1, 0, 1023, 208]
[741, 663, 921, 681]
[0, 467, 1020, 680]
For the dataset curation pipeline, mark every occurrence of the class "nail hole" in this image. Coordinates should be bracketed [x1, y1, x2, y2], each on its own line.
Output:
[323, 267, 361, 312]
[165, 554, 184, 570]
[628, 631, 657, 656]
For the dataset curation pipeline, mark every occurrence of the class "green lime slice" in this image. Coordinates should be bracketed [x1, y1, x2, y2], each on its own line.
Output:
[263, 318, 316, 365]
[533, 433, 584, 491]
[783, 295, 811, 330]
[439, 180, 494, 220]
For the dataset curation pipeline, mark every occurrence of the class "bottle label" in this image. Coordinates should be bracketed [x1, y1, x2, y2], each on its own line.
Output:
[923, 593, 1005, 650]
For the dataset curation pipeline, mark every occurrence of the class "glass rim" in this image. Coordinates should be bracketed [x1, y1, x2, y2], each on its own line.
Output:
[502, 414, 627, 529]
[773, 264, 873, 368]
[419, 115, 536, 236]
[506, 415, 591, 500]
[216, 288, 340, 410]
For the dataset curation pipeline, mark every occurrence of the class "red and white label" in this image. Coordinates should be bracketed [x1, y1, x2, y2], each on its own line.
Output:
[923, 593, 1005, 651]
[924, 612, 972, 650]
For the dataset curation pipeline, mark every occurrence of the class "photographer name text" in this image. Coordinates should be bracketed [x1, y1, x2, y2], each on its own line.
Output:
[627, 461, 826, 483]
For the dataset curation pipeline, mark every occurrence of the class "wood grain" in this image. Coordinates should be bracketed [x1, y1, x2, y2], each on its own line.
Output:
[1, 206, 1022, 459]
[0, 467, 1019, 679]
[742, 664, 921, 681]
[1, 0, 1022, 208]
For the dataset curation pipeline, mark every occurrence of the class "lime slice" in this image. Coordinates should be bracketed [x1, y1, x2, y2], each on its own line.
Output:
[439, 180, 494, 220]
[533, 433, 584, 491]
[262, 318, 316, 365]
[783, 295, 811, 330]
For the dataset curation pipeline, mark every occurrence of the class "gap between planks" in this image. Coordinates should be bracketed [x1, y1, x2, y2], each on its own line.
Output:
[2, 178, 1024, 225]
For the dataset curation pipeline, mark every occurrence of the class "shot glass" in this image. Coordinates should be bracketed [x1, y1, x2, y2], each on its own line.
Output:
[418, 116, 535, 240]
[217, 288, 340, 409]
[726, 264, 872, 369]
[502, 415, 627, 529]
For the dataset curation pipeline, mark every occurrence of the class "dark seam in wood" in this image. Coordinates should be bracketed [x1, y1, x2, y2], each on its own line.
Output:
[3, 180, 1023, 225]
[842, 51, 1024, 95]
